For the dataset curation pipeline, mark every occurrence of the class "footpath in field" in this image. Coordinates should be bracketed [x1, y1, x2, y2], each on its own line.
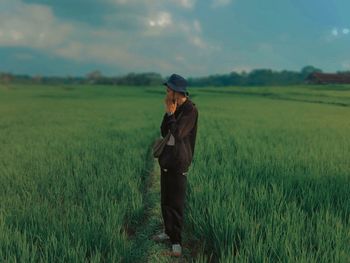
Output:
[127, 159, 194, 263]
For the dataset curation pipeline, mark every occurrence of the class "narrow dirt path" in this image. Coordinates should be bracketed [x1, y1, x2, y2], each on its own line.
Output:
[127, 158, 193, 262]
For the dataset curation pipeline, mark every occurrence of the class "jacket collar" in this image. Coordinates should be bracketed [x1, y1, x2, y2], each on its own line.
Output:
[177, 98, 191, 112]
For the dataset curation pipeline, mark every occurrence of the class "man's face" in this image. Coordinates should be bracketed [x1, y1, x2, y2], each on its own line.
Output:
[166, 87, 177, 104]
[166, 87, 174, 97]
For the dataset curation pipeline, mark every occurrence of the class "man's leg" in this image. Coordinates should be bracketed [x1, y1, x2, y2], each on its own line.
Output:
[163, 169, 187, 245]
[160, 168, 172, 237]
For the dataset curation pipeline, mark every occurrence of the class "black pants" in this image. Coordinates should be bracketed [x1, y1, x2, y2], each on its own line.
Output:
[160, 168, 187, 245]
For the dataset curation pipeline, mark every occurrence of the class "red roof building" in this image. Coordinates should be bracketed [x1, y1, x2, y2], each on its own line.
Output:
[306, 72, 350, 84]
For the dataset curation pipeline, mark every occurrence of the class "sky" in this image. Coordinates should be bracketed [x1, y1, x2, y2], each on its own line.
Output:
[1, 0, 350, 77]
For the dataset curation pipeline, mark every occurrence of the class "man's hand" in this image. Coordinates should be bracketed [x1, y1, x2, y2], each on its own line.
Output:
[166, 99, 177, 114]
[165, 93, 177, 114]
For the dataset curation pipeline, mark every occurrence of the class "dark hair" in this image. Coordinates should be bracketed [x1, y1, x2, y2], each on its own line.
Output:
[179, 92, 189, 98]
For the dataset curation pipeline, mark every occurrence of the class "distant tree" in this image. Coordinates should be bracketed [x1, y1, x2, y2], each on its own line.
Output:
[86, 70, 103, 84]
[336, 70, 350, 74]
[33, 75, 43, 84]
[246, 69, 274, 85]
[228, 72, 243, 86]
[301, 66, 322, 77]
[0, 72, 13, 83]
[1, 67, 334, 87]
[116, 72, 162, 86]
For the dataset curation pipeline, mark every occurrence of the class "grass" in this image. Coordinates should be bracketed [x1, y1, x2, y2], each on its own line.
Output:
[1, 83, 349, 262]
[0, 85, 160, 262]
[185, 89, 350, 262]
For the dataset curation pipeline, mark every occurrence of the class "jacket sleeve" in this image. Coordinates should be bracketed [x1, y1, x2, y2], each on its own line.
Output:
[167, 108, 197, 141]
[160, 113, 169, 138]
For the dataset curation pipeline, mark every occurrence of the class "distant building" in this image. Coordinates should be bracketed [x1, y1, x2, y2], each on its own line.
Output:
[306, 72, 350, 84]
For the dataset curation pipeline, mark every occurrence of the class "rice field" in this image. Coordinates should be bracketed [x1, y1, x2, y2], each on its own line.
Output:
[0, 84, 349, 262]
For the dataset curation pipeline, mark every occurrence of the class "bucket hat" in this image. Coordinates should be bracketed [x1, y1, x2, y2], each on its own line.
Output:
[163, 74, 189, 96]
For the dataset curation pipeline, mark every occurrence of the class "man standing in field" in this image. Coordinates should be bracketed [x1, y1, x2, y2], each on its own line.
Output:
[152, 73, 199, 257]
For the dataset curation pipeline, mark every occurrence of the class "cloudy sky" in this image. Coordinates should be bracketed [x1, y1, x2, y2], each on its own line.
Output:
[1, 0, 350, 77]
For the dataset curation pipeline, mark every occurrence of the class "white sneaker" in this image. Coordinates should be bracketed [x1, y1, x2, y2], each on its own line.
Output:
[171, 244, 182, 257]
[152, 232, 170, 241]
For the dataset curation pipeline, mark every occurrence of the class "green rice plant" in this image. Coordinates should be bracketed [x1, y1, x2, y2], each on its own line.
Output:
[1, 83, 349, 262]
[0, 84, 161, 262]
[185, 90, 350, 262]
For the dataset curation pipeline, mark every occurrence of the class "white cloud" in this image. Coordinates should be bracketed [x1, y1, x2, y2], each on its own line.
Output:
[55, 42, 134, 63]
[258, 43, 273, 52]
[175, 0, 196, 9]
[332, 28, 339, 36]
[341, 61, 350, 69]
[0, 1, 73, 48]
[53, 40, 179, 73]
[328, 27, 350, 40]
[110, 0, 196, 9]
[149, 12, 172, 28]
[190, 36, 207, 49]
[54, 42, 84, 59]
[212, 0, 232, 8]
[175, 55, 185, 62]
[0, 0, 143, 69]
[0, 0, 223, 75]
[10, 30, 24, 41]
[342, 28, 349, 35]
[144, 11, 214, 51]
[14, 53, 34, 60]
[193, 20, 202, 33]
[231, 65, 252, 73]
[113, 0, 128, 4]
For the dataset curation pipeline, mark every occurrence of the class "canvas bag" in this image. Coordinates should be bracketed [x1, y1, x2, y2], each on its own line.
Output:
[152, 111, 183, 158]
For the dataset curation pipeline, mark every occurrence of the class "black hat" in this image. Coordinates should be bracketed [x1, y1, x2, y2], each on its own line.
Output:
[163, 73, 189, 96]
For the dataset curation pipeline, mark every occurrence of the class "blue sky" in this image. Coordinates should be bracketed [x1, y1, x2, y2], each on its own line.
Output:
[0, 0, 350, 77]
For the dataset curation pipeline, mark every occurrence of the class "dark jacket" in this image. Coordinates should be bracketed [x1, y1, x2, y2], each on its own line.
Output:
[158, 99, 198, 173]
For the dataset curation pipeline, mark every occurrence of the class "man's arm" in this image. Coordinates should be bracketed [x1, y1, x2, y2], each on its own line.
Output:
[160, 113, 170, 137]
[166, 108, 197, 141]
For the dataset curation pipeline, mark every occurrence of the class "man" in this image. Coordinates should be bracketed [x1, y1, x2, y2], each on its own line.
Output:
[153, 73, 199, 257]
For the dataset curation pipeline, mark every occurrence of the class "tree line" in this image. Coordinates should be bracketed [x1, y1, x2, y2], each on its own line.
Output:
[1, 66, 343, 86]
